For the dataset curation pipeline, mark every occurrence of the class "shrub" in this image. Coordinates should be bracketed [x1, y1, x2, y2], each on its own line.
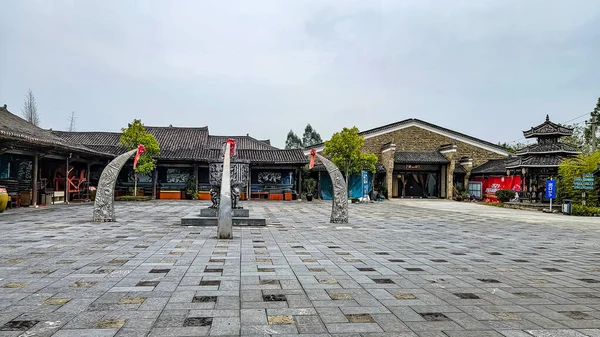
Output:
[571, 204, 600, 216]
[495, 189, 516, 202]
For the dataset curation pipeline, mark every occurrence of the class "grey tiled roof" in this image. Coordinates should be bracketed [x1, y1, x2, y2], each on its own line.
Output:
[523, 115, 573, 138]
[516, 142, 579, 155]
[53, 126, 306, 164]
[394, 151, 450, 164]
[505, 156, 565, 168]
[471, 159, 508, 175]
[0, 106, 112, 156]
[207, 135, 278, 150]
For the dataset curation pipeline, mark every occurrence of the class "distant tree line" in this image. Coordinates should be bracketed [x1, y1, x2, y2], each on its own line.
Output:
[285, 123, 323, 149]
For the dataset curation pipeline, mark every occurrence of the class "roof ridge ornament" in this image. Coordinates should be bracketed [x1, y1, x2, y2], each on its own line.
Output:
[546, 114, 550, 122]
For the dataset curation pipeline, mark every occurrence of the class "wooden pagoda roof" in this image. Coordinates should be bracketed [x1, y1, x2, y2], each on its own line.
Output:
[523, 115, 573, 139]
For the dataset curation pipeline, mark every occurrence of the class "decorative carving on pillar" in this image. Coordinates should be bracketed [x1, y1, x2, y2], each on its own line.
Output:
[93, 149, 137, 222]
[310, 150, 348, 223]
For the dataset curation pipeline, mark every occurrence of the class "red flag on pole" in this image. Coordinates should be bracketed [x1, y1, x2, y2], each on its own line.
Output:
[309, 148, 316, 169]
[133, 144, 146, 169]
[226, 138, 236, 157]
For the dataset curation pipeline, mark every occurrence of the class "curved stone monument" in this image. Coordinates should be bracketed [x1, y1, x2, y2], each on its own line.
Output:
[93, 149, 138, 222]
[313, 152, 349, 224]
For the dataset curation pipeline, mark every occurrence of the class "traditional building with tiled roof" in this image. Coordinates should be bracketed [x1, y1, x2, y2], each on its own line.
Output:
[304, 119, 511, 199]
[0, 106, 307, 204]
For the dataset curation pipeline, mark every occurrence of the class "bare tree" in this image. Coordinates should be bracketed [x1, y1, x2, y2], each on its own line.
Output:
[68, 111, 76, 132]
[21, 89, 40, 126]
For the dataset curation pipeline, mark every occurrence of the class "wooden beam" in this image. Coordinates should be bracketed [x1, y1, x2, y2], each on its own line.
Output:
[32, 152, 39, 207]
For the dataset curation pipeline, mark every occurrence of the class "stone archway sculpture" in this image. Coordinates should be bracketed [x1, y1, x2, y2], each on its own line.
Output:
[93, 149, 138, 222]
[310, 150, 348, 223]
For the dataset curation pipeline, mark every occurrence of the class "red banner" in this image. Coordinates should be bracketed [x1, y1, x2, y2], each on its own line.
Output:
[133, 144, 147, 169]
[309, 149, 316, 169]
[472, 176, 521, 202]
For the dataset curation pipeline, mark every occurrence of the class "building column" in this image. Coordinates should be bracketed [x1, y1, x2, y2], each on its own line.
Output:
[440, 144, 458, 200]
[152, 163, 158, 200]
[318, 170, 321, 200]
[32, 152, 38, 207]
[459, 157, 473, 189]
[380, 143, 397, 199]
[298, 170, 302, 200]
[65, 155, 70, 204]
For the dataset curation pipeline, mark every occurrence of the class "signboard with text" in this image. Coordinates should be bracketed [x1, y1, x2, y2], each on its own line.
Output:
[545, 179, 556, 199]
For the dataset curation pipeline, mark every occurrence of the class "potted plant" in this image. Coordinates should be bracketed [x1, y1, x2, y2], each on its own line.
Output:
[185, 175, 198, 200]
[304, 178, 316, 201]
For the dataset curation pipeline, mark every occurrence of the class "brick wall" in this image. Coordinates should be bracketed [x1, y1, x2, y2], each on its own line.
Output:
[361, 126, 505, 166]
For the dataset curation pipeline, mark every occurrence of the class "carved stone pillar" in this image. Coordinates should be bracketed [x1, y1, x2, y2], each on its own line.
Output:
[439, 144, 458, 200]
[380, 143, 396, 199]
[459, 157, 473, 188]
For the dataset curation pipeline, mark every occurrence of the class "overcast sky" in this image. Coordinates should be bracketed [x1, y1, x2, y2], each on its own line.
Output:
[1, 0, 599, 148]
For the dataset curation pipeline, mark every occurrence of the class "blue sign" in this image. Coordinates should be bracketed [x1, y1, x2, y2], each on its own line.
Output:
[545, 179, 557, 199]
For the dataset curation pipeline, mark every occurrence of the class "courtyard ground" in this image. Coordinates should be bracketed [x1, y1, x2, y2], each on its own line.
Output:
[0, 200, 599, 337]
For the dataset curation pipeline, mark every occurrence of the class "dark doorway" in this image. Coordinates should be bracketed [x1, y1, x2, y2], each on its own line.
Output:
[399, 174, 424, 198]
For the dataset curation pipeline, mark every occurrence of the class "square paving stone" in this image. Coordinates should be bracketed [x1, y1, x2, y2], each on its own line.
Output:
[199, 280, 221, 286]
[73, 281, 97, 287]
[579, 278, 600, 283]
[405, 268, 424, 272]
[330, 293, 353, 300]
[357, 267, 376, 271]
[119, 297, 146, 304]
[488, 252, 503, 255]
[192, 296, 217, 303]
[345, 259, 362, 262]
[345, 314, 376, 323]
[478, 278, 501, 283]
[183, 317, 213, 327]
[375, 252, 389, 255]
[263, 294, 287, 302]
[309, 268, 326, 272]
[204, 268, 223, 273]
[394, 293, 417, 300]
[319, 279, 338, 284]
[149, 268, 170, 274]
[268, 315, 295, 325]
[328, 246, 340, 249]
[1, 320, 40, 331]
[388, 259, 405, 262]
[454, 293, 480, 299]
[542, 268, 562, 272]
[291, 246, 304, 248]
[431, 259, 447, 262]
[571, 292, 599, 298]
[302, 259, 317, 263]
[256, 258, 272, 263]
[44, 298, 72, 305]
[513, 259, 529, 263]
[2, 282, 27, 288]
[258, 268, 275, 272]
[420, 313, 451, 322]
[110, 259, 128, 264]
[92, 269, 113, 274]
[514, 292, 541, 299]
[134, 245, 148, 248]
[209, 258, 225, 263]
[373, 279, 394, 284]
[260, 280, 280, 285]
[136, 281, 159, 287]
[94, 319, 126, 329]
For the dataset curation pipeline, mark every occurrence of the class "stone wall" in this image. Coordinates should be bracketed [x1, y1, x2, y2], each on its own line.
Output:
[361, 126, 505, 166]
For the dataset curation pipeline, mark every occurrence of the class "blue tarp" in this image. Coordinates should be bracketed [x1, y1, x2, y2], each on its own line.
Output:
[319, 171, 372, 200]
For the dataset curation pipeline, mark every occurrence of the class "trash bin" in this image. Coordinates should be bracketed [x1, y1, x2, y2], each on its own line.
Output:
[562, 199, 572, 215]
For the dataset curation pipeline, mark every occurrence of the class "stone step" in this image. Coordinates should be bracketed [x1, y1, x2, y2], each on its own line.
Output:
[181, 214, 267, 226]
[199, 208, 249, 217]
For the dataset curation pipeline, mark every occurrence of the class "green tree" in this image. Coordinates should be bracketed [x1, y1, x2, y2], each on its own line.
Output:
[558, 152, 600, 206]
[323, 126, 378, 184]
[284, 130, 303, 149]
[120, 119, 160, 196]
[498, 141, 527, 154]
[561, 123, 587, 153]
[302, 123, 323, 147]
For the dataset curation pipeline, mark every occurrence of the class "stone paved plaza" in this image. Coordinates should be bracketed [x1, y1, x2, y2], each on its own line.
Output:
[1, 200, 600, 337]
